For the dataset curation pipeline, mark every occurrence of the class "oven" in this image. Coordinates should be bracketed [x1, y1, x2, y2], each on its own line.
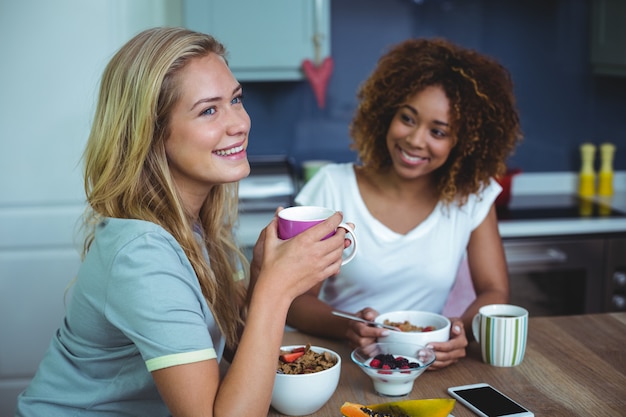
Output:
[605, 237, 626, 312]
[499, 194, 626, 316]
[503, 236, 622, 316]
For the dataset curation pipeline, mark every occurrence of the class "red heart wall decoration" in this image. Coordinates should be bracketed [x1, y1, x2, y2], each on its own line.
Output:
[302, 56, 334, 109]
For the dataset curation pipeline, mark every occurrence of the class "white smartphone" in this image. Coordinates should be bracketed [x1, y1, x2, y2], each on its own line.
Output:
[448, 383, 534, 417]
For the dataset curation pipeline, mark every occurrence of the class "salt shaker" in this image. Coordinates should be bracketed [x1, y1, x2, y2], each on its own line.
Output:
[578, 143, 596, 198]
[598, 142, 616, 196]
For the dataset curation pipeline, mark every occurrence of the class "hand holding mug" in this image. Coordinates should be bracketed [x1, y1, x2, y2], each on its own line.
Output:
[277, 206, 357, 265]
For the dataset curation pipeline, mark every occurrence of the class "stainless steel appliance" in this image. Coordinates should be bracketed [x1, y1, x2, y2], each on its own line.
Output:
[605, 238, 626, 311]
[499, 194, 626, 316]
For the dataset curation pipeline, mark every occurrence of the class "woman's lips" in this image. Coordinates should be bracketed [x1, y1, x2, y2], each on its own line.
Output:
[399, 146, 426, 165]
[214, 143, 245, 157]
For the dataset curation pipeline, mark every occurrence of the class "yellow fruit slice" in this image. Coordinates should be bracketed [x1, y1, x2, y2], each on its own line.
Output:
[341, 398, 455, 417]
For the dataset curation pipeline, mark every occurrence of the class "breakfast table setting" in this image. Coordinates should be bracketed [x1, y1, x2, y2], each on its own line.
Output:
[268, 312, 626, 417]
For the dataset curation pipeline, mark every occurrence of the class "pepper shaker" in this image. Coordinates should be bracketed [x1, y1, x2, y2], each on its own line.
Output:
[598, 142, 616, 196]
[578, 143, 596, 198]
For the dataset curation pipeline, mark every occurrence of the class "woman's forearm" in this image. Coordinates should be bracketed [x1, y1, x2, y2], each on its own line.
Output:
[213, 280, 291, 417]
[287, 294, 350, 340]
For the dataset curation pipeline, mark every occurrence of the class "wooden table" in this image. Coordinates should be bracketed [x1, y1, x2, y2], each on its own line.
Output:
[269, 313, 626, 417]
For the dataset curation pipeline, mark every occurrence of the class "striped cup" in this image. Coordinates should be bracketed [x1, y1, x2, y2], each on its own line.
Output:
[472, 304, 528, 367]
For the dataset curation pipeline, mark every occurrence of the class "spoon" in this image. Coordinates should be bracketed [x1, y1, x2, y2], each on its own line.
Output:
[332, 311, 400, 331]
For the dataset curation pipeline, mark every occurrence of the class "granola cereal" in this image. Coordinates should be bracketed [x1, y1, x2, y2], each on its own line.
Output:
[277, 344, 338, 375]
[383, 319, 436, 332]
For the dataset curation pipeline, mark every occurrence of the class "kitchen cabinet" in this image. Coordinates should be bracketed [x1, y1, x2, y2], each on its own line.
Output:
[0, 1, 182, 416]
[590, 0, 626, 76]
[183, 0, 331, 81]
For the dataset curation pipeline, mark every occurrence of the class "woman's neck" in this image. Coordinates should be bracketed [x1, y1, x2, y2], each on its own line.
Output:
[360, 165, 437, 201]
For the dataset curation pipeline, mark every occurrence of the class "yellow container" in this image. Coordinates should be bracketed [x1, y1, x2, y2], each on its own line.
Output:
[598, 143, 616, 196]
[578, 143, 596, 197]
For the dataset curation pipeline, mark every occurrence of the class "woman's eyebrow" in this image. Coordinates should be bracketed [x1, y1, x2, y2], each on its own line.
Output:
[400, 104, 418, 115]
[400, 104, 449, 127]
[190, 85, 243, 111]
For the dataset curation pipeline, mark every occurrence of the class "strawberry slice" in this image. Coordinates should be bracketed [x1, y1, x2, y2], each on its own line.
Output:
[280, 351, 305, 363]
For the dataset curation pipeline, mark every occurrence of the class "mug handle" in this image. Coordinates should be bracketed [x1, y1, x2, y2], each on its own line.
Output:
[471, 313, 481, 343]
[337, 222, 357, 265]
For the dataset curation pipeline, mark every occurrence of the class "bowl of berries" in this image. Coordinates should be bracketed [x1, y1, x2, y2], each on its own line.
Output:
[351, 342, 436, 397]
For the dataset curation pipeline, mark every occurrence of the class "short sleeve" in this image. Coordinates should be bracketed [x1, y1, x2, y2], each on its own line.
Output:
[468, 178, 502, 230]
[103, 231, 216, 369]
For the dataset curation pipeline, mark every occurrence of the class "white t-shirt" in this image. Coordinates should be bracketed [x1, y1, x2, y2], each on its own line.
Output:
[296, 163, 501, 315]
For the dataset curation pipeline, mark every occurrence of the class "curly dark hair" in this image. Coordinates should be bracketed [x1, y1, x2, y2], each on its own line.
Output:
[350, 38, 523, 204]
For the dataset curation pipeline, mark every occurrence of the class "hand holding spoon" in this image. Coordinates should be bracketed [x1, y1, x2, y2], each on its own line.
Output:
[332, 311, 400, 331]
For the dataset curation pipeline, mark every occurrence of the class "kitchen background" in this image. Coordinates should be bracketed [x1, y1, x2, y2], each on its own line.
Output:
[238, 0, 626, 173]
[1, 0, 625, 415]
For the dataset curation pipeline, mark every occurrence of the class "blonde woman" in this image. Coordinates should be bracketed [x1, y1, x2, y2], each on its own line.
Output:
[15, 27, 347, 417]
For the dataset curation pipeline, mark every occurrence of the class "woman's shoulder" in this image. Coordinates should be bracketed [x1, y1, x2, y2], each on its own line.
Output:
[301, 162, 356, 190]
[296, 162, 357, 206]
[468, 178, 502, 206]
[101, 217, 169, 234]
[96, 218, 181, 252]
[442, 178, 501, 225]
[318, 162, 355, 177]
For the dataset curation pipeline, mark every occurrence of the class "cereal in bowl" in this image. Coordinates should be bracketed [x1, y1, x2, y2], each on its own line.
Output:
[277, 344, 337, 374]
[384, 319, 436, 332]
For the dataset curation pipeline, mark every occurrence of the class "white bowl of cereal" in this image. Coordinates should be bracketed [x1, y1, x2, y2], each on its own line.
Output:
[374, 310, 451, 346]
[271, 344, 341, 416]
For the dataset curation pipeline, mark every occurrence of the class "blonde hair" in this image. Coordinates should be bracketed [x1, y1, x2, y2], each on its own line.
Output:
[82, 27, 248, 348]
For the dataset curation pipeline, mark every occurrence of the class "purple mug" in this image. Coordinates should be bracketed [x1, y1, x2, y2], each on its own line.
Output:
[277, 206, 357, 265]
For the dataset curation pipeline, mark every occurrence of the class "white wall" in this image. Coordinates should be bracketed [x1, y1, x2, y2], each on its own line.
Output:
[0, 1, 181, 415]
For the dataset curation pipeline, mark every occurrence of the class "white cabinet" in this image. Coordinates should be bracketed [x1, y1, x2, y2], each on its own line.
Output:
[0, 1, 181, 416]
[183, 0, 331, 81]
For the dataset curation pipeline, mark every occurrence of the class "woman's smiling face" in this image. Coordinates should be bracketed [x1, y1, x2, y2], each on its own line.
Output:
[165, 52, 250, 206]
[386, 85, 455, 181]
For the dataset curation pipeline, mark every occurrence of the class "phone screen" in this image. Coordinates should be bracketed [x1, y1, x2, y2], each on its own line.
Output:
[450, 385, 529, 416]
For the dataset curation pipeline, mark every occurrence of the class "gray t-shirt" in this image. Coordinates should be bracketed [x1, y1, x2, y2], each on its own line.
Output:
[16, 218, 223, 417]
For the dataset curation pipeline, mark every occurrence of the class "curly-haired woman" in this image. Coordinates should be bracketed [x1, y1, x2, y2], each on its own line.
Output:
[288, 38, 522, 370]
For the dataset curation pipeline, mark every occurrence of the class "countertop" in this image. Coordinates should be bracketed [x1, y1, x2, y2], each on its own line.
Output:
[236, 171, 626, 247]
[268, 313, 626, 417]
[498, 171, 626, 238]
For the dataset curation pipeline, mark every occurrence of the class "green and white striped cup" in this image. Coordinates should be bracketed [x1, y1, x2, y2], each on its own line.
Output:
[472, 304, 528, 367]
